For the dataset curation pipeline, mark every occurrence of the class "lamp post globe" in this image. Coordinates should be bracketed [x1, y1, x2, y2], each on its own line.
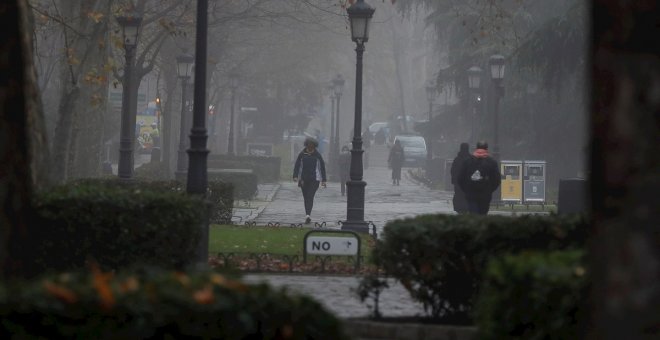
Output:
[116, 14, 142, 179]
[467, 66, 482, 90]
[343, 0, 375, 234]
[489, 54, 506, 84]
[227, 71, 239, 155]
[175, 52, 194, 178]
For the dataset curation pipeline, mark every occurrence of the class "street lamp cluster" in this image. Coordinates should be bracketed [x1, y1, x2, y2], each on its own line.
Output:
[342, 0, 375, 233]
[466, 54, 506, 161]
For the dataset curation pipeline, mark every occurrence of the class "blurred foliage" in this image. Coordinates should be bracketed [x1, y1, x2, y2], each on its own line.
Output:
[476, 250, 587, 339]
[28, 180, 207, 276]
[372, 214, 587, 323]
[208, 171, 257, 200]
[0, 267, 346, 339]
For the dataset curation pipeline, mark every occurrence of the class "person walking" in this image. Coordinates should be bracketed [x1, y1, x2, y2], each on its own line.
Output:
[338, 145, 351, 196]
[388, 139, 405, 186]
[450, 142, 471, 214]
[293, 137, 327, 224]
[458, 141, 501, 215]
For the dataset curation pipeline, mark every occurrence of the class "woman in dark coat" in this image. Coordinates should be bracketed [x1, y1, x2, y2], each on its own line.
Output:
[450, 143, 471, 213]
[338, 146, 351, 196]
[293, 138, 327, 224]
[388, 140, 405, 186]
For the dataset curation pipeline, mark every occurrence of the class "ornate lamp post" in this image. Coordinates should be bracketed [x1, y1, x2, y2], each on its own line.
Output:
[332, 73, 345, 175]
[489, 54, 505, 161]
[187, 0, 210, 264]
[467, 66, 482, 144]
[175, 52, 194, 178]
[342, 0, 375, 233]
[116, 14, 142, 179]
[425, 81, 436, 173]
[227, 71, 239, 155]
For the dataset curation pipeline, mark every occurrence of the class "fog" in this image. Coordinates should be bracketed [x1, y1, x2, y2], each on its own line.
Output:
[31, 0, 587, 194]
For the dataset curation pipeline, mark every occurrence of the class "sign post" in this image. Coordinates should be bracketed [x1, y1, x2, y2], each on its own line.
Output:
[303, 230, 361, 270]
[500, 160, 523, 204]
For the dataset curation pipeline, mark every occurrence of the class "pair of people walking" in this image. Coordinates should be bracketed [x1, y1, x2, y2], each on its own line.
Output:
[293, 138, 327, 224]
[451, 141, 501, 215]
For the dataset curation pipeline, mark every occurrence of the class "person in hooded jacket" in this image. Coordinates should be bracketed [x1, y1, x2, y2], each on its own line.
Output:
[450, 142, 471, 214]
[388, 140, 405, 186]
[293, 137, 327, 223]
[458, 141, 501, 215]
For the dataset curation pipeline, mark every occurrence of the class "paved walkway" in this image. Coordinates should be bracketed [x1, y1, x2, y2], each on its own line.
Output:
[231, 144, 548, 320]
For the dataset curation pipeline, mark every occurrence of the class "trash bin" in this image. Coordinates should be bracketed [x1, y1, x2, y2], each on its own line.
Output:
[558, 178, 587, 215]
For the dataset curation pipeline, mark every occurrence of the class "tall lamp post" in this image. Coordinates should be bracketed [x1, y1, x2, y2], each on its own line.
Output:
[175, 52, 194, 178]
[332, 73, 345, 175]
[425, 82, 436, 173]
[488, 54, 505, 161]
[328, 89, 336, 179]
[116, 14, 142, 179]
[342, 0, 375, 233]
[187, 0, 210, 264]
[467, 66, 482, 145]
[227, 71, 239, 155]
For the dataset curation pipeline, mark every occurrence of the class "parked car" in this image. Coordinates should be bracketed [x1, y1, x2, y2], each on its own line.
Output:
[393, 135, 427, 167]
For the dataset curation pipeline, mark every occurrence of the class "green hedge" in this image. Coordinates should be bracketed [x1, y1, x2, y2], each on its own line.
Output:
[208, 171, 257, 200]
[475, 250, 587, 339]
[208, 154, 282, 183]
[29, 180, 207, 276]
[373, 214, 587, 323]
[0, 268, 346, 339]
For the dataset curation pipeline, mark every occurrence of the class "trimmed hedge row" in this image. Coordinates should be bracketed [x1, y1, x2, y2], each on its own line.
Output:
[476, 250, 587, 339]
[208, 154, 282, 183]
[373, 214, 587, 323]
[0, 268, 346, 339]
[29, 180, 207, 276]
[207, 171, 257, 200]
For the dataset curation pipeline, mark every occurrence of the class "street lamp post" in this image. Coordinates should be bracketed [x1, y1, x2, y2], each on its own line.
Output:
[227, 72, 239, 155]
[467, 66, 482, 145]
[116, 14, 142, 179]
[328, 91, 336, 179]
[489, 54, 505, 161]
[332, 73, 345, 178]
[187, 0, 210, 264]
[342, 0, 375, 234]
[175, 52, 194, 178]
[425, 82, 436, 173]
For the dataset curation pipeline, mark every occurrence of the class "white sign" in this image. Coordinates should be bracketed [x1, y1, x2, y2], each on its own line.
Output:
[305, 236, 359, 256]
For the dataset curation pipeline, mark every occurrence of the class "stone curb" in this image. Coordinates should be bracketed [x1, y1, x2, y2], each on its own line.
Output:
[343, 319, 477, 340]
[263, 183, 281, 202]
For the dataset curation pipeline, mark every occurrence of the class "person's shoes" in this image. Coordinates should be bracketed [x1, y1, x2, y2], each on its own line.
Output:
[305, 215, 311, 224]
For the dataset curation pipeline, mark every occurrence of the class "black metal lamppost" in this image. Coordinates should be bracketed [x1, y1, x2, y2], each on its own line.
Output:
[328, 87, 336, 179]
[467, 66, 482, 145]
[187, 0, 210, 264]
[342, 0, 375, 233]
[175, 52, 194, 178]
[227, 71, 239, 155]
[425, 81, 437, 173]
[332, 73, 345, 174]
[116, 14, 142, 179]
[488, 54, 505, 161]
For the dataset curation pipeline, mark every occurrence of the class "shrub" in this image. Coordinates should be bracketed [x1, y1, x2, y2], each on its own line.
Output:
[475, 250, 587, 339]
[208, 154, 282, 183]
[207, 180, 233, 224]
[373, 214, 587, 323]
[0, 267, 346, 339]
[29, 180, 207, 276]
[208, 171, 257, 200]
[134, 161, 168, 180]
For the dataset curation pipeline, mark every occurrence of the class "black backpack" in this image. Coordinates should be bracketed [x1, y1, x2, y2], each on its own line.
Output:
[461, 156, 495, 194]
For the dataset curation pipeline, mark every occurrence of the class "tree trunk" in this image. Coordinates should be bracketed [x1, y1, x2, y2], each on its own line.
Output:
[589, 1, 660, 338]
[390, 18, 408, 133]
[1, 0, 46, 278]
